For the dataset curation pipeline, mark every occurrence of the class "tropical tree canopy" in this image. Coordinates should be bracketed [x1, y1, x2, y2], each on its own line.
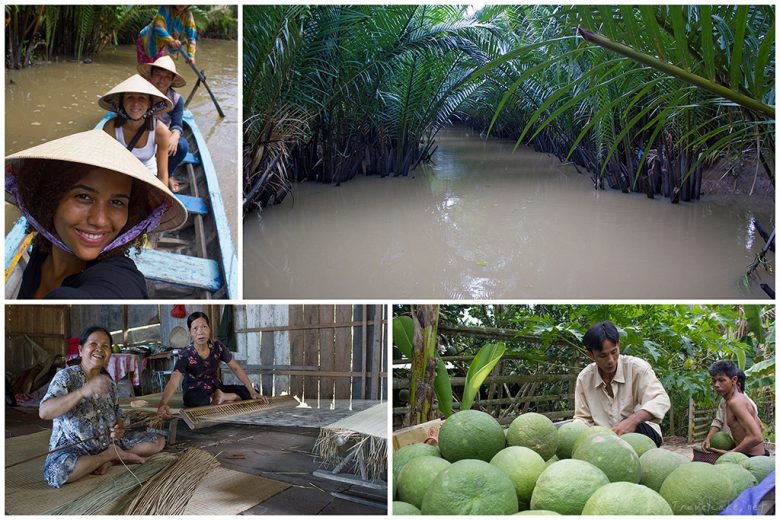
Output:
[244, 5, 774, 213]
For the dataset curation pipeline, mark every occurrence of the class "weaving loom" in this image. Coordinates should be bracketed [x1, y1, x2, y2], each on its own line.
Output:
[179, 395, 298, 429]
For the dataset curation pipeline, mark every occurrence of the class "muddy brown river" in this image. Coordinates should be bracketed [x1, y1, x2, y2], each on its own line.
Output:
[244, 127, 774, 299]
[5, 39, 238, 245]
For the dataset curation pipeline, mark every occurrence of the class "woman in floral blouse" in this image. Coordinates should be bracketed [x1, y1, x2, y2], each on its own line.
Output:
[157, 312, 267, 418]
[40, 326, 164, 488]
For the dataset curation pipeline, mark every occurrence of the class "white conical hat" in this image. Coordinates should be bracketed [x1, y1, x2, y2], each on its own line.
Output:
[138, 55, 187, 88]
[6, 130, 187, 232]
[98, 74, 173, 115]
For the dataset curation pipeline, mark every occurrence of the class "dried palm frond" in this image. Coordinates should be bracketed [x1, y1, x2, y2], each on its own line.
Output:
[44, 452, 177, 515]
[123, 449, 219, 515]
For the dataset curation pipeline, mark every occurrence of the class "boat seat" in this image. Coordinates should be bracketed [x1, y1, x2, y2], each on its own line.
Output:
[132, 248, 222, 292]
[175, 194, 208, 216]
[182, 152, 201, 166]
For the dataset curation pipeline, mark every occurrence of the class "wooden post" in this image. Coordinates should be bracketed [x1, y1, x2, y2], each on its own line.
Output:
[687, 396, 694, 444]
[289, 305, 305, 398]
[334, 305, 352, 399]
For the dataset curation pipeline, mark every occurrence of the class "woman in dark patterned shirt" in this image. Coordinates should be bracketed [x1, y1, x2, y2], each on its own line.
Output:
[156, 312, 267, 417]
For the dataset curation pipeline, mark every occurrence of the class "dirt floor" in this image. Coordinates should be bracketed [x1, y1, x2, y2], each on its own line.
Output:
[661, 435, 776, 460]
[5, 407, 387, 515]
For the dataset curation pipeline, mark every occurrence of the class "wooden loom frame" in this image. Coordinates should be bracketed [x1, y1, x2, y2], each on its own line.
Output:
[179, 395, 298, 429]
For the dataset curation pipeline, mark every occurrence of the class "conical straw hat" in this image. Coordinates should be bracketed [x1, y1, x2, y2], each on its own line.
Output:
[137, 55, 187, 88]
[6, 130, 187, 232]
[98, 74, 173, 115]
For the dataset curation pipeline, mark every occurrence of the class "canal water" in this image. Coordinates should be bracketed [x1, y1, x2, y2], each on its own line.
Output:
[244, 127, 774, 299]
[4, 38, 238, 245]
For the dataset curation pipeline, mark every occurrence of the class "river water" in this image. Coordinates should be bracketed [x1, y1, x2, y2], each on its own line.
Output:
[4, 39, 238, 245]
[244, 127, 774, 299]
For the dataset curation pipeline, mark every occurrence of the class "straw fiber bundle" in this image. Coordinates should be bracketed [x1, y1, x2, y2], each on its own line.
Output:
[179, 395, 298, 429]
[44, 452, 177, 515]
[315, 403, 388, 481]
[123, 448, 219, 514]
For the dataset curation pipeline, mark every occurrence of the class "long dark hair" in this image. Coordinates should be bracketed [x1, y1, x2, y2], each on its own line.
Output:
[67, 326, 113, 368]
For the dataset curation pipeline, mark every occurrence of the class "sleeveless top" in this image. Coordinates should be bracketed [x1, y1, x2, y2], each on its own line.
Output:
[115, 123, 157, 175]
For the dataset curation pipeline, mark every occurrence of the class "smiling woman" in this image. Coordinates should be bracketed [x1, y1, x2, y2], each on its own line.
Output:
[38, 326, 165, 488]
[5, 130, 187, 299]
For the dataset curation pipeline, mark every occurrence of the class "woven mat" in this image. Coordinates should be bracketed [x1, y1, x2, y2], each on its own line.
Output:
[6, 430, 289, 515]
[321, 402, 388, 438]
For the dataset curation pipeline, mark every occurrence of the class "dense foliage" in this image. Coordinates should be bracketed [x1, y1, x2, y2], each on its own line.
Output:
[244, 5, 774, 213]
[394, 304, 775, 439]
[5, 5, 238, 67]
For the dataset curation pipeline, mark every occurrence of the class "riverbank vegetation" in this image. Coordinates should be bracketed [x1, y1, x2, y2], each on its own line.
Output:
[5, 5, 238, 68]
[243, 5, 774, 213]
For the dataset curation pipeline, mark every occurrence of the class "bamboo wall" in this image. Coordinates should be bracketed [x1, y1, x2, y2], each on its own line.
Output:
[6, 305, 70, 357]
[236, 304, 387, 401]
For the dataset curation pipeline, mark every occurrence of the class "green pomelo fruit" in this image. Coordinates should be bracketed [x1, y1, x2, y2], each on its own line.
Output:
[530, 459, 610, 515]
[398, 388, 410, 403]
[397, 455, 451, 508]
[515, 511, 561, 515]
[420, 459, 519, 515]
[393, 443, 440, 485]
[620, 432, 657, 458]
[506, 412, 558, 461]
[490, 446, 547, 505]
[572, 425, 616, 455]
[710, 431, 736, 450]
[715, 451, 750, 466]
[556, 421, 588, 459]
[659, 461, 736, 514]
[581, 481, 673, 515]
[742, 456, 775, 483]
[638, 448, 689, 492]
[717, 462, 758, 501]
[573, 434, 641, 483]
[393, 501, 421, 515]
[438, 410, 506, 462]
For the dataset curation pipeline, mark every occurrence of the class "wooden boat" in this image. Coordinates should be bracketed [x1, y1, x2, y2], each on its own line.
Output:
[5, 109, 237, 299]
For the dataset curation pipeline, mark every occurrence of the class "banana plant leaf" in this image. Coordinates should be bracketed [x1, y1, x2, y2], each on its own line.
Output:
[393, 315, 414, 359]
[461, 342, 506, 411]
[434, 357, 454, 417]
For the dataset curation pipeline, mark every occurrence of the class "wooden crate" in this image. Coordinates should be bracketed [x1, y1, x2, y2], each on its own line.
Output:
[392, 419, 443, 451]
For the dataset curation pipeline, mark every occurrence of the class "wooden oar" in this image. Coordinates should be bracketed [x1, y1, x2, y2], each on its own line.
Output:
[175, 48, 224, 118]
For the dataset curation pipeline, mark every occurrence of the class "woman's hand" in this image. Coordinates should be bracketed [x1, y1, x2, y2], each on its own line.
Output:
[250, 390, 269, 404]
[157, 404, 172, 419]
[110, 420, 125, 440]
[170, 39, 182, 50]
[80, 375, 112, 399]
[167, 130, 180, 156]
[701, 436, 712, 451]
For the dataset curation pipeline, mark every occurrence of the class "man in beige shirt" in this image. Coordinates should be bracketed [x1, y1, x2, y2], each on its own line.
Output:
[573, 321, 671, 447]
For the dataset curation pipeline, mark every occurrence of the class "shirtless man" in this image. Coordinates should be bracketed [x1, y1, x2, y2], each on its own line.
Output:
[705, 360, 766, 456]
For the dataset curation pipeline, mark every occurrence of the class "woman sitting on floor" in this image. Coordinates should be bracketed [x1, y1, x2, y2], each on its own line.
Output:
[6, 130, 187, 299]
[157, 312, 268, 419]
[39, 326, 165, 489]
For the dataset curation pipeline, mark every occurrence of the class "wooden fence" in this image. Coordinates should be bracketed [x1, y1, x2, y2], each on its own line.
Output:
[237, 304, 387, 401]
[394, 356, 578, 425]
